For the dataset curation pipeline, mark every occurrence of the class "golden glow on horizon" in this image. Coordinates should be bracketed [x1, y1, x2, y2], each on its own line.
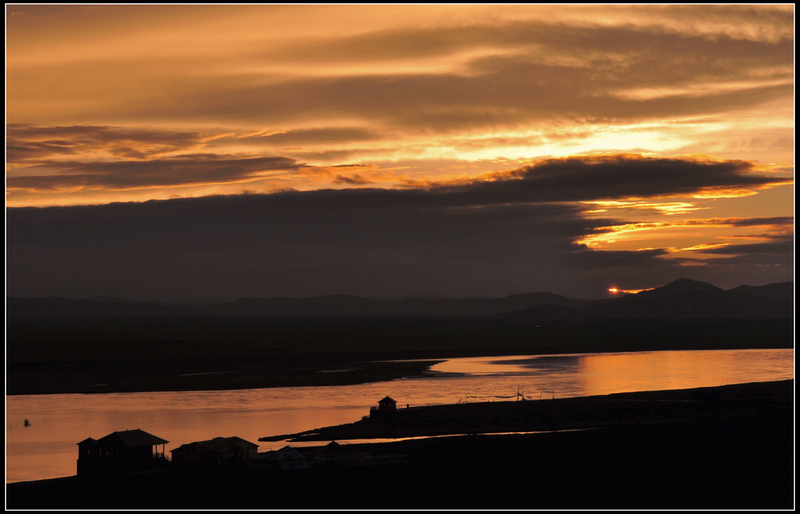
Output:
[611, 76, 794, 102]
[581, 200, 703, 216]
[608, 287, 651, 294]
[577, 214, 793, 259]
[692, 188, 763, 199]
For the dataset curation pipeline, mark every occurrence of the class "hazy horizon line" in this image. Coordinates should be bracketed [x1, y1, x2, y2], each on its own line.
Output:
[6, 277, 793, 306]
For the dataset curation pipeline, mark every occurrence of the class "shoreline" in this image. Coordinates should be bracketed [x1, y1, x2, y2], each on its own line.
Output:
[258, 378, 795, 443]
[8, 316, 793, 396]
[8, 343, 792, 396]
[6, 355, 444, 396]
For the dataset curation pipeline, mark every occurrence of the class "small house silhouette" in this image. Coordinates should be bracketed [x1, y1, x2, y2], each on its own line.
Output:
[370, 396, 398, 417]
[252, 445, 311, 470]
[171, 436, 258, 466]
[77, 428, 168, 476]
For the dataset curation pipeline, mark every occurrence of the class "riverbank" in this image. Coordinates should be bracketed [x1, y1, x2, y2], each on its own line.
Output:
[7, 379, 794, 509]
[7, 316, 793, 395]
[259, 378, 795, 442]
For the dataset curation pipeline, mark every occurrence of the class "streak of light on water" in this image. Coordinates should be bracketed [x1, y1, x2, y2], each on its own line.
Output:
[6, 348, 793, 483]
[267, 427, 597, 449]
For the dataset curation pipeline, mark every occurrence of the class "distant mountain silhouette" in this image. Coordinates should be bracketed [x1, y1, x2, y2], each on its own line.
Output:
[6, 297, 205, 317]
[636, 278, 722, 297]
[581, 290, 789, 320]
[570, 279, 791, 319]
[727, 281, 794, 304]
[6, 279, 793, 319]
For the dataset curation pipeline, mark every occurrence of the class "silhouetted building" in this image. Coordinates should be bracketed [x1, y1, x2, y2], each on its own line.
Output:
[171, 436, 258, 466]
[305, 440, 408, 468]
[370, 396, 398, 417]
[251, 445, 311, 470]
[77, 429, 168, 476]
[76, 437, 99, 476]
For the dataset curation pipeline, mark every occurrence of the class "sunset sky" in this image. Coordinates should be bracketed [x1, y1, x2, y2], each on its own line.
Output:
[6, 4, 795, 302]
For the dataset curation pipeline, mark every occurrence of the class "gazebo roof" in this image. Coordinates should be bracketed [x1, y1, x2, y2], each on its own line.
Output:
[200, 436, 257, 452]
[264, 446, 308, 461]
[171, 436, 259, 455]
[97, 429, 168, 448]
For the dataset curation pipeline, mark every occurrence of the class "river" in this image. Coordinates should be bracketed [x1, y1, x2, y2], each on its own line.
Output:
[6, 348, 794, 483]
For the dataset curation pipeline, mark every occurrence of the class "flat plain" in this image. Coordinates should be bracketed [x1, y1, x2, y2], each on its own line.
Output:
[6, 316, 793, 395]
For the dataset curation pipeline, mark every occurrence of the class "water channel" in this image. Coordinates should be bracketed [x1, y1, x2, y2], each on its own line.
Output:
[6, 348, 794, 483]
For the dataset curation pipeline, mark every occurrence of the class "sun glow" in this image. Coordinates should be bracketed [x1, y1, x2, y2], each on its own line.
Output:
[608, 287, 651, 295]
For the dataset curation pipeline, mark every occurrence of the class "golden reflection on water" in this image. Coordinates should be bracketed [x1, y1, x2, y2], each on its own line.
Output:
[431, 356, 545, 375]
[431, 349, 794, 398]
[6, 392, 368, 484]
[575, 350, 786, 396]
[6, 349, 793, 484]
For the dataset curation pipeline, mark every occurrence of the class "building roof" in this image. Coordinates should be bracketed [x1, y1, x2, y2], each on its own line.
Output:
[96, 429, 169, 448]
[173, 436, 258, 455]
[77, 437, 97, 446]
[263, 445, 308, 461]
[378, 396, 397, 404]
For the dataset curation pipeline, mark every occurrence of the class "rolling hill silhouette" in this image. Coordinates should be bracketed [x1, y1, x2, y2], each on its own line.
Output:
[6, 279, 793, 319]
[577, 279, 792, 319]
[508, 279, 793, 320]
[6, 296, 205, 317]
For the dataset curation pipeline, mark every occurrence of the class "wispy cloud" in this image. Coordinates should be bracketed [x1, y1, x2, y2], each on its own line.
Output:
[8, 154, 302, 191]
[6, 124, 210, 162]
[9, 131, 790, 202]
[7, 6, 793, 169]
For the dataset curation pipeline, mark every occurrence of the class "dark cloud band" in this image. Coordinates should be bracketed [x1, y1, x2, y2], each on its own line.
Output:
[7, 161, 793, 302]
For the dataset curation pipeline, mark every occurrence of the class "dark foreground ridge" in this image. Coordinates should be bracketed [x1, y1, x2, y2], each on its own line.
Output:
[7, 279, 793, 396]
[7, 316, 793, 395]
[7, 379, 794, 509]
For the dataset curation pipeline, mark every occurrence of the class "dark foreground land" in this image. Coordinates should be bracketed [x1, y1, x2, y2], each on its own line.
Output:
[7, 316, 794, 395]
[7, 380, 794, 509]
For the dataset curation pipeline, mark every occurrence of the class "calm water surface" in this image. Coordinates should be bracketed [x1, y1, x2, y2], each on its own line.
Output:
[6, 348, 793, 483]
